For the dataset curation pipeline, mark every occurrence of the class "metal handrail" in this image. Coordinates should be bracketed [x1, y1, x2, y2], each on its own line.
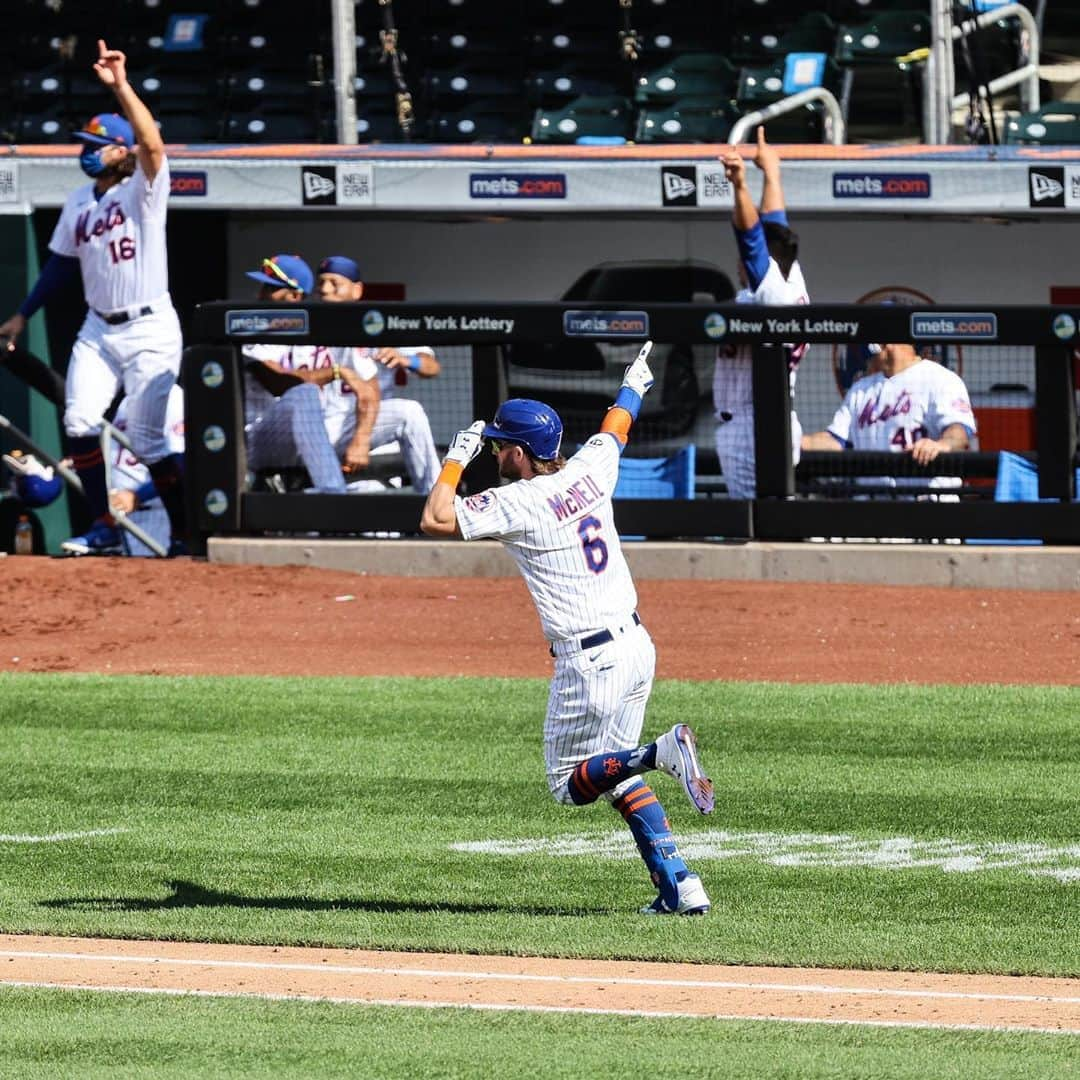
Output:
[950, 2, 1040, 114]
[928, 1, 1041, 141]
[728, 87, 847, 145]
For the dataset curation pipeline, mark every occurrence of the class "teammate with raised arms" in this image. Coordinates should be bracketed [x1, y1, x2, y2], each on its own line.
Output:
[422, 343, 715, 915]
[0, 39, 186, 554]
[714, 127, 809, 499]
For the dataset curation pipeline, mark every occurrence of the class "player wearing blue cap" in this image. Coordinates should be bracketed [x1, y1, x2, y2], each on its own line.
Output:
[422, 346, 716, 916]
[240, 254, 368, 492]
[315, 255, 441, 492]
[0, 39, 187, 555]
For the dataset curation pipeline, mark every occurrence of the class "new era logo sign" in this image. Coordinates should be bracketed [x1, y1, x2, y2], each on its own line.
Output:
[301, 166, 337, 205]
[1029, 166, 1065, 208]
[661, 166, 697, 206]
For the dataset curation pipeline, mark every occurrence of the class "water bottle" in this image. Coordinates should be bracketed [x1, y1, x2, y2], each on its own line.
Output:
[14, 515, 33, 555]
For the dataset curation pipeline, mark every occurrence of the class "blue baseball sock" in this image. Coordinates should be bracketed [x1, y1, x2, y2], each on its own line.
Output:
[67, 434, 109, 521]
[566, 743, 658, 806]
[611, 780, 688, 910]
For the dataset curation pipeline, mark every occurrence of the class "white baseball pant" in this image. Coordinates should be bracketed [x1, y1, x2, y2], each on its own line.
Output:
[715, 409, 802, 499]
[334, 397, 441, 493]
[544, 619, 656, 806]
[246, 383, 346, 492]
[64, 306, 182, 465]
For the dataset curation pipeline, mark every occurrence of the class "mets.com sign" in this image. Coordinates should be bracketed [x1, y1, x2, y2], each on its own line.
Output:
[910, 312, 998, 341]
[563, 310, 650, 337]
[224, 310, 310, 336]
[469, 172, 567, 199]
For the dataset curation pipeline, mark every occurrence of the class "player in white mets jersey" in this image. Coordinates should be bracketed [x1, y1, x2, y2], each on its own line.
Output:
[801, 341, 976, 489]
[241, 255, 367, 493]
[714, 127, 809, 499]
[317, 256, 441, 492]
[421, 345, 716, 916]
[0, 40, 186, 556]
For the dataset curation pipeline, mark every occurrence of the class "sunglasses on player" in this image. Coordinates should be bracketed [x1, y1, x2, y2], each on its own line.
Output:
[262, 258, 301, 291]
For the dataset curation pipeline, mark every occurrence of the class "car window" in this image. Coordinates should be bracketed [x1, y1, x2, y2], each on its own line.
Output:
[562, 265, 734, 303]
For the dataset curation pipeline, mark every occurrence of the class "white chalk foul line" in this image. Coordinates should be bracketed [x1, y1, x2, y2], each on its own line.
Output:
[2, 950, 1078, 1007]
[4, 981, 1079, 1037]
[450, 830, 1080, 883]
[0, 828, 128, 844]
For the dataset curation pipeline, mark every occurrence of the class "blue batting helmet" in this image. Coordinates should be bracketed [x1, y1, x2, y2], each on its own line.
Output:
[482, 398, 563, 461]
[4, 452, 63, 508]
[17, 472, 63, 508]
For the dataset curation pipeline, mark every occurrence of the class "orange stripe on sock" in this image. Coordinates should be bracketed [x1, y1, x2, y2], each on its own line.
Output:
[573, 762, 598, 799]
[623, 784, 656, 811]
[623, 796, 659, 817]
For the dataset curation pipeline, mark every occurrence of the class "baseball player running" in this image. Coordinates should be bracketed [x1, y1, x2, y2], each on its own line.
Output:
[421, 345, 715, 915]
[714, 128, 809, 499]
[801, 340, 976, 488]
[317, 255, 442, 492]
[0, 39, 186, 555]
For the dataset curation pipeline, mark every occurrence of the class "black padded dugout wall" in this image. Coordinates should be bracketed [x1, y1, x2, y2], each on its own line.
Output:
[184, 301, 1080, 547]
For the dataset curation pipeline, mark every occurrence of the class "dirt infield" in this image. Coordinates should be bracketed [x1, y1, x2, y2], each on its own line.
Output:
[2, 557, 1078, 682]
[2, 555, 1078, 1029]
[3, 935, 1079, 1034]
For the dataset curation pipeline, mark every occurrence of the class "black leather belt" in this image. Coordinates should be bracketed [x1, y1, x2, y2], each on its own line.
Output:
[96, 305, 154, 325]
[550, 612, 641, 656]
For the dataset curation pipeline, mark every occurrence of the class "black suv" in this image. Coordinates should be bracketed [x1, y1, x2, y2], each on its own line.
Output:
[503, 260, 735, 455]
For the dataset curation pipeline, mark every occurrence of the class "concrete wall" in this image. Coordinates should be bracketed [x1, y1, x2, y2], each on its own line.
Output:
[209, 538, 1080, 591]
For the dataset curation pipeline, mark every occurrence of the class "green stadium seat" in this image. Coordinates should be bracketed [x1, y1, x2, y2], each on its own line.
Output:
[834, 10, 930, 63]
[636, 96, 740, 143]
[530, 94, 632, 144]
[634, 54, 739, 107]
[733, 12, 838, 65]
[1004, 103, 1080, 146]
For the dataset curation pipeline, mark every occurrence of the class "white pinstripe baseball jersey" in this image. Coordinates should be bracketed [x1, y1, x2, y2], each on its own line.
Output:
[455, 433, 637, 642]
[49, 158, 171, 315]
[712, 258, 809, 413]
[240, 343, 378, 433]
[827, 360, 976, 450]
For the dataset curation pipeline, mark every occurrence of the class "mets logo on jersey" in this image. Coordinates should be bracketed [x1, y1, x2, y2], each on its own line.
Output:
[464, 492, 495, 513]
[831, 286, 963, 397]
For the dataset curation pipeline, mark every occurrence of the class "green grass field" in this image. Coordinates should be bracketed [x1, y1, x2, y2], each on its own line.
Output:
[1, 673, 1077, 1076]
[1, 988, 1076, 1080]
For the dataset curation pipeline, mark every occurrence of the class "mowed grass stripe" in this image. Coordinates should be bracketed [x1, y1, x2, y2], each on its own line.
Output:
[0, 986, 1076, 1080]
[0, 674, 1077, 974]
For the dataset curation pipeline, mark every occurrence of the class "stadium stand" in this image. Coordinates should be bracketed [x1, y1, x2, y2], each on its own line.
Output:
[0, 2, 1070, 147]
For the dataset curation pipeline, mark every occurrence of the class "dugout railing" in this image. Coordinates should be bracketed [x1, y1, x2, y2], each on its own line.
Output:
[183, 302, 1080, 554]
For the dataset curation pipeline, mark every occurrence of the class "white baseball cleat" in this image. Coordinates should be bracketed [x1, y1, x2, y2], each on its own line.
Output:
[653, 723, 714, 814]
[640, 871, 711, 916]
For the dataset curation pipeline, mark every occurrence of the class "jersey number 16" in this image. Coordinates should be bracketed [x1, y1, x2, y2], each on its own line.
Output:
[108, 237, 136, 263]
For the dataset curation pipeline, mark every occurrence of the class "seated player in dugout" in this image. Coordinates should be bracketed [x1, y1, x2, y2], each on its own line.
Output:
[241, 253, 378, 493]
[316, 255, 442, 492]
[801, 340, 976, 462]
[801, 339, 976, 497]
[317, 256, 441, 393]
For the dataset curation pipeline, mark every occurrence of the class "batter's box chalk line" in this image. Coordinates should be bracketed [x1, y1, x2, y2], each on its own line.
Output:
[449, 830, 1080, 883]
[0, 827, 130, 845]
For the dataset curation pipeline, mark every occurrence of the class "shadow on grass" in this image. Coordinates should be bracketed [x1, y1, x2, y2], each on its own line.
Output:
[40, 879, 612, 918]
